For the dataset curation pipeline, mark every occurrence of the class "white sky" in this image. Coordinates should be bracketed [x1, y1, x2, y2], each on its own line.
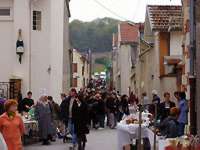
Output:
[70, 0, 182, 22]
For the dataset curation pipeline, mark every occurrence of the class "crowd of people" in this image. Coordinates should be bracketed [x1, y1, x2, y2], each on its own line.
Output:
[0, 83, 189, 150]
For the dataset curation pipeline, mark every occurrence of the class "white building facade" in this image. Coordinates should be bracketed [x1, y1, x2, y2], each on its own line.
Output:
[0, 0, 71, 103]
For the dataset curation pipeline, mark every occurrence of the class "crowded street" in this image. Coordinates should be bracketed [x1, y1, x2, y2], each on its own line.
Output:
[1, 0, 200, 150]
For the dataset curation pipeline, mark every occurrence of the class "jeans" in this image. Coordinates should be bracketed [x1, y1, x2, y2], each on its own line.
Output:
[97, 114, 105, 128]
[178, 123, 185, 136]
[109, 113, 117, 128]
[68, 118, 77, 145]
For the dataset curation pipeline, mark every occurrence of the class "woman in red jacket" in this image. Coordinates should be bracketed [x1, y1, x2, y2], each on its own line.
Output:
[0, 99, 25, 150]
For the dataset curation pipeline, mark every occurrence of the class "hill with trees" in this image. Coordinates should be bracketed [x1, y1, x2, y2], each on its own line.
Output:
[69, 17, 121, 52]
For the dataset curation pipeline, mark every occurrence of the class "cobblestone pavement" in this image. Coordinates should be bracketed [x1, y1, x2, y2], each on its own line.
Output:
[24, 128, 117, 150]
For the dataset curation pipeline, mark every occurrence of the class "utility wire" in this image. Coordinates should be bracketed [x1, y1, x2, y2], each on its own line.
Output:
[92, 0, 131, 22]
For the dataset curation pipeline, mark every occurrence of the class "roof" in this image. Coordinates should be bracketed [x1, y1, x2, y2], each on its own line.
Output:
[119, 22, 139, 44]
[147, 5, 183, 31]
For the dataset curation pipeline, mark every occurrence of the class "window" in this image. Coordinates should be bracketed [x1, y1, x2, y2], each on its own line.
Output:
[72, 78, 78, 87]
[0, 9, 10, 16]
[33, 11, 41, 31]
[73, 63, 78, 73]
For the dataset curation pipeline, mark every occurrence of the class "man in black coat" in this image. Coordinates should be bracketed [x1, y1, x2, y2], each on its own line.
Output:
[60, 89, 78, 149]
[159, 92, 176, 121]
[72, 96, 89, 150]
[95, 93, 106, 129]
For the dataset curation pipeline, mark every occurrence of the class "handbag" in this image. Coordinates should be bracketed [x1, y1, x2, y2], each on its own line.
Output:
[0, 132, 7, 150]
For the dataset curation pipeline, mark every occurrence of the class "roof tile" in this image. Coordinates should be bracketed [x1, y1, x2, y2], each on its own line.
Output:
[119, 22, 139, 43]
[147, 5, 183, 31]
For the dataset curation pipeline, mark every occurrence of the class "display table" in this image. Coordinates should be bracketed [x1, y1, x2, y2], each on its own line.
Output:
[23, 119, 39, 145]
[23, 120, 38, 136]
[117, 112, 154, 150]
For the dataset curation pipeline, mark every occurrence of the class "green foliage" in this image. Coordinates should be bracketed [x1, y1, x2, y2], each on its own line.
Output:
[95, 57, 112, 70]
[69, 17, 121, 52]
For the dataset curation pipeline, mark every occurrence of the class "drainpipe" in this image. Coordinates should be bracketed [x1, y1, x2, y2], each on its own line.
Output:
[29, 0, 32, 91]
[190, 0, 195, 76]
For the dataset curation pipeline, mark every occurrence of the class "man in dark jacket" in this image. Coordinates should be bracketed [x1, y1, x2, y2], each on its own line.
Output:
[106, 94, 118, 129]
[60, 89, 78, 149]
[72, 95, 89, 150]
[95, 93, 106, 129]
[159, 92, 176, 121]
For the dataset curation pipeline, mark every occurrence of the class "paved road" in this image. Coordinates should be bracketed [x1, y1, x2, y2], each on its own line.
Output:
[24, 129, 117, 150]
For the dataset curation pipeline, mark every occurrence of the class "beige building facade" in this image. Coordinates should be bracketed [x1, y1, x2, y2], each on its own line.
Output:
[72, 49, 90, 91]
[136, 5, 184, 102]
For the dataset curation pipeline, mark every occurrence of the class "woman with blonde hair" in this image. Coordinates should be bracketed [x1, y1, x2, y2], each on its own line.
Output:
[0, 99, 25, 150]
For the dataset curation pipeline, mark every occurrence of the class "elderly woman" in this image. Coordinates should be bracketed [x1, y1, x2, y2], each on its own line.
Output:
[0, 99, 25, 150]
[35, 95, 53, 145]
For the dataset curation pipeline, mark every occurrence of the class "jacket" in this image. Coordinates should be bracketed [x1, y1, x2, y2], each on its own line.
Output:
[0, 113, 24, 150]
[159, 116, 179, 138]
[72, 101, 89, 136]
[159, 101, 176, 121]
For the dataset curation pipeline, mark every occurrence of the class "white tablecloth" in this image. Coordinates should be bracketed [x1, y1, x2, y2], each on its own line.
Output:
[158, 140, 169, 150]
[117, 123, 155, 150]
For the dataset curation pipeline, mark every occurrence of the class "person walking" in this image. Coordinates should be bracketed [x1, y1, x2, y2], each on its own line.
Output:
[176, 92, 189, 136]
[106, 94, 118, 129]
[121, 95, 130, 116]
[48, 96, 60, 141]
[72, 94, 89, 150]
[35, 95, 53, 145]
[95, 93, 106, 129]
[60, 88, 78, 149]
[159, 92, 176, 121]
[0, 99, 25, 150]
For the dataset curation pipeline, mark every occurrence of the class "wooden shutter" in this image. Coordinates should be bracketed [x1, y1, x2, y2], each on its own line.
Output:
[73, 63, 78, 73]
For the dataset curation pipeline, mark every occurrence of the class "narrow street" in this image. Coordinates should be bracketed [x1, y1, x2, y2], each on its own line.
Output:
[24, 129, 117, 150]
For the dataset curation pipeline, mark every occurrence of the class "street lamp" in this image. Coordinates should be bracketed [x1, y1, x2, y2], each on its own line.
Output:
[16, 29, 24, 64]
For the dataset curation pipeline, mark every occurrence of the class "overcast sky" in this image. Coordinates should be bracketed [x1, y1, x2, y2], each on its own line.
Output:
[70, 0, 181, 22]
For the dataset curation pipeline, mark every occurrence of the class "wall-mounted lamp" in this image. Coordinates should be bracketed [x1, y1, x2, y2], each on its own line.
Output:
[16, 29, 24, 64]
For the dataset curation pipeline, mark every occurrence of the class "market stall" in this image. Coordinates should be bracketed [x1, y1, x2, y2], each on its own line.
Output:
[117, 112, 154, 150]
[21, 109, 39, 145]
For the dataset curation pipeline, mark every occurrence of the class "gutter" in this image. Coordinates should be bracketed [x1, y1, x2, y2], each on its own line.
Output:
[29, 0, 32, 91]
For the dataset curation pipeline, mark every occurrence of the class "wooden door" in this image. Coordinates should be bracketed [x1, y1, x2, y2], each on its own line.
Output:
[9, 79, 21, 100]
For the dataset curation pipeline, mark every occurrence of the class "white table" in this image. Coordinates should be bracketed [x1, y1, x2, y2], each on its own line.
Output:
[117, 123, 155, 150]
[23, 120, 38, 136]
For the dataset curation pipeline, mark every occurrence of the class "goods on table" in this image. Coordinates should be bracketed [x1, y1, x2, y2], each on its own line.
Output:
[164, 136, 200, 150]
[122, 112, 151, 126]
